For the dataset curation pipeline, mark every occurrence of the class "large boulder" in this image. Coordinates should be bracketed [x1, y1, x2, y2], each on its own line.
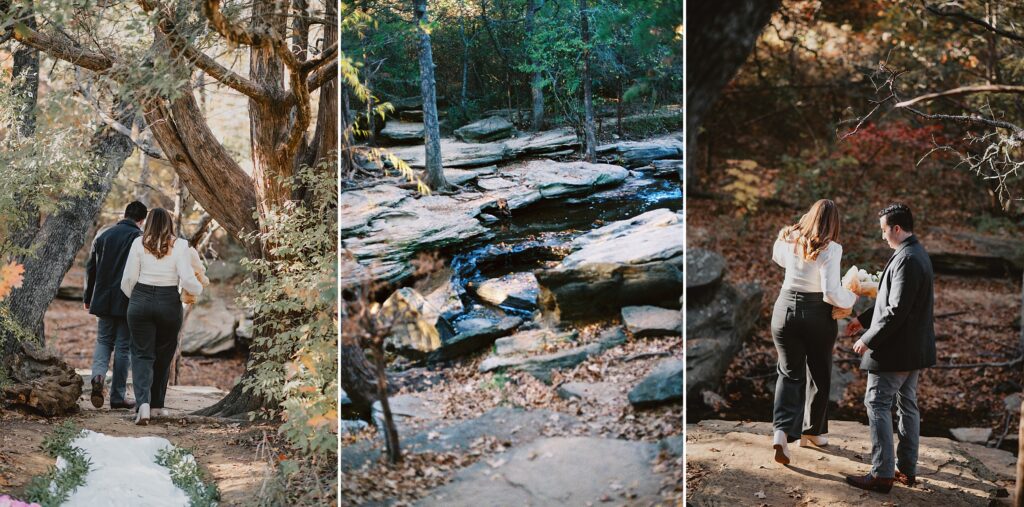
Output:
[2, 345, 83, 416]
[181, 299, 237, 356]
[506, 160, 628, 198]
[922, 228, 1024, 277]
[686, 248, 726, 304]
[621, 305, 681, 337]
[454, 116, 515, 142]
[628, 358, 683, 408]
[389, 141, 509, 168]
[380, 288, 456, 358]
[426, 316, 522, 363]
[535, 208, 683, 323]
[596, 138, 684, 168]
[378, 122, 424, 144]
[686, 275, 763, 402]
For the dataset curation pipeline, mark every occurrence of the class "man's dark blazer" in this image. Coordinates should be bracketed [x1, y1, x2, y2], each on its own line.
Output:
[84, 219, 142, 318]
[856, 235, 937, 372]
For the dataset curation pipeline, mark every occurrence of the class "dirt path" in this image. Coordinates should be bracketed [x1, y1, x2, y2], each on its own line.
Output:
[0, 386, 272, 506]
[687, 419, 1017, 506]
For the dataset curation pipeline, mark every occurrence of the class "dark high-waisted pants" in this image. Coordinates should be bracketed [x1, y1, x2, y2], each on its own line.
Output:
[770, 289, 837, 440]
[127, 283, 182, 408]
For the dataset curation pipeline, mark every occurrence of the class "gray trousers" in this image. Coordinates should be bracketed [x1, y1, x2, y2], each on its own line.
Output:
[770, 290, 837, 440]
[865, 370, 921, 478]
[127, 284, 182, 408]
[91, 316, 131, 405]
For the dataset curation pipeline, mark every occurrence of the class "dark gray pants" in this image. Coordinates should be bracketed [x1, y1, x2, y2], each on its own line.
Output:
[771, 290, 837, 440]
[91, 316, 131, 405]
[127, 284, 182, 408]
[866, 370, 921, 478]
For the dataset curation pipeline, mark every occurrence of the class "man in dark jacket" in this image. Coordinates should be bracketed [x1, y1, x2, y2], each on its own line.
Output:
[84, 201, 147, 409]
[844, 203, 936, 493]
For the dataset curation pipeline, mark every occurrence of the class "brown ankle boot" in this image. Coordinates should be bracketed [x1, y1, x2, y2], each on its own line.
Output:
[845, 473, 894, 493]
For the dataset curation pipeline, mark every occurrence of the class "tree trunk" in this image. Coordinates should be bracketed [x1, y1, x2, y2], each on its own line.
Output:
[526, 0, 545, 131]
[460, 1, 469, 113]
[579, 0, 596, 162]
[685, 0, 781, 190]
[8, 13, 41, 255]
[2, 101, 137, 359]
[340, 336, 379, 420]
[415, 0, 449, 191]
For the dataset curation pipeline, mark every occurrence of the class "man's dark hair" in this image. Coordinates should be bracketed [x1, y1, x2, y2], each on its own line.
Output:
[124, 201, 148, 222]
[878, 203, 913, 233]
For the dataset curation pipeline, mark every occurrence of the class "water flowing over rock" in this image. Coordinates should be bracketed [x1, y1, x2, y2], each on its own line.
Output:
[628, 358, 683, 408]
[341, 160, 628, 289]
[535, 208, 683, 323]
[686, 250, 763, 403]
[3, 345, 83, 416]
[454, 116, 515, 142]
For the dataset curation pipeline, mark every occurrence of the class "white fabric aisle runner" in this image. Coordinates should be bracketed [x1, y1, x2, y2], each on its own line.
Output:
[57, 430, 191, 507]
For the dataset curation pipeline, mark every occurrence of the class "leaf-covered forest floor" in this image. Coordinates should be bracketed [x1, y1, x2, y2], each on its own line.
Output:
[688, 157, 1023, 454]
[342, 326, 683, 505]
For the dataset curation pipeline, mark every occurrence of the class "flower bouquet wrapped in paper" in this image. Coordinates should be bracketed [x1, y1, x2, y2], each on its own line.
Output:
[842, 266, 879, 298]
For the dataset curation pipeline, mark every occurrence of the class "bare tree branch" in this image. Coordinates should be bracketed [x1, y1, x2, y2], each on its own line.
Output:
[306, 60, 337, 92]
[12, 24, 113, 72]
[894, 84, 1024, 108]
[925, 2, 1024, 43]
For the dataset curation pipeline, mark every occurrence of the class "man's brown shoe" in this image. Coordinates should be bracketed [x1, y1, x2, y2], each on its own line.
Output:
[90, 375, 105, 409]
[110, 400, 136, 410]
[895, 471, 916, 487]
[845, 473, 894, 493]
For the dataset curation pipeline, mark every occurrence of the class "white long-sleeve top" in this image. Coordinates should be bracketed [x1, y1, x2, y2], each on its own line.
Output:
[772, 234, 857, 308]
[121, 237, 204, 298]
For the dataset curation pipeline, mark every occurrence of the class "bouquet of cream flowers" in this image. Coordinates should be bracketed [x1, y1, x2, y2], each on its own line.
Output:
[842, 266, 880, 298]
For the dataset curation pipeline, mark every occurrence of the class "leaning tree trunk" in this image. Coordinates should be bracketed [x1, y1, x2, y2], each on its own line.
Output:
[526, 0, 545, 131]
[414, 0, 449, 191]
[579, 0, 596, 162]
[1, 101, 137, 360]
[685, 0, 781, 191]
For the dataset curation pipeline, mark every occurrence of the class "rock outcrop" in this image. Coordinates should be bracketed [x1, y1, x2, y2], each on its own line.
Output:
[454, 117, 515, 143]
[535, 208, 683, 323]
[628, 358, 683, 408]
[686, 249, 763, 402]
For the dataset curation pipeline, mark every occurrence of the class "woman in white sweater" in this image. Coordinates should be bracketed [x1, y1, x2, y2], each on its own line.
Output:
[121, 208, 203, 425]
[769, 199, 857, 464]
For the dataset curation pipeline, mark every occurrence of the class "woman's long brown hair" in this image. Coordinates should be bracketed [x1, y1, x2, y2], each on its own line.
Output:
[777, 199, 841, 261]
[142, 208, 176, 259]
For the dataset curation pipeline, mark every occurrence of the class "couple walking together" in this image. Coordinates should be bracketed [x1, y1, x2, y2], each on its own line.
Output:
[84, 201, 208, 425]
[770, 200, 936, 494]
